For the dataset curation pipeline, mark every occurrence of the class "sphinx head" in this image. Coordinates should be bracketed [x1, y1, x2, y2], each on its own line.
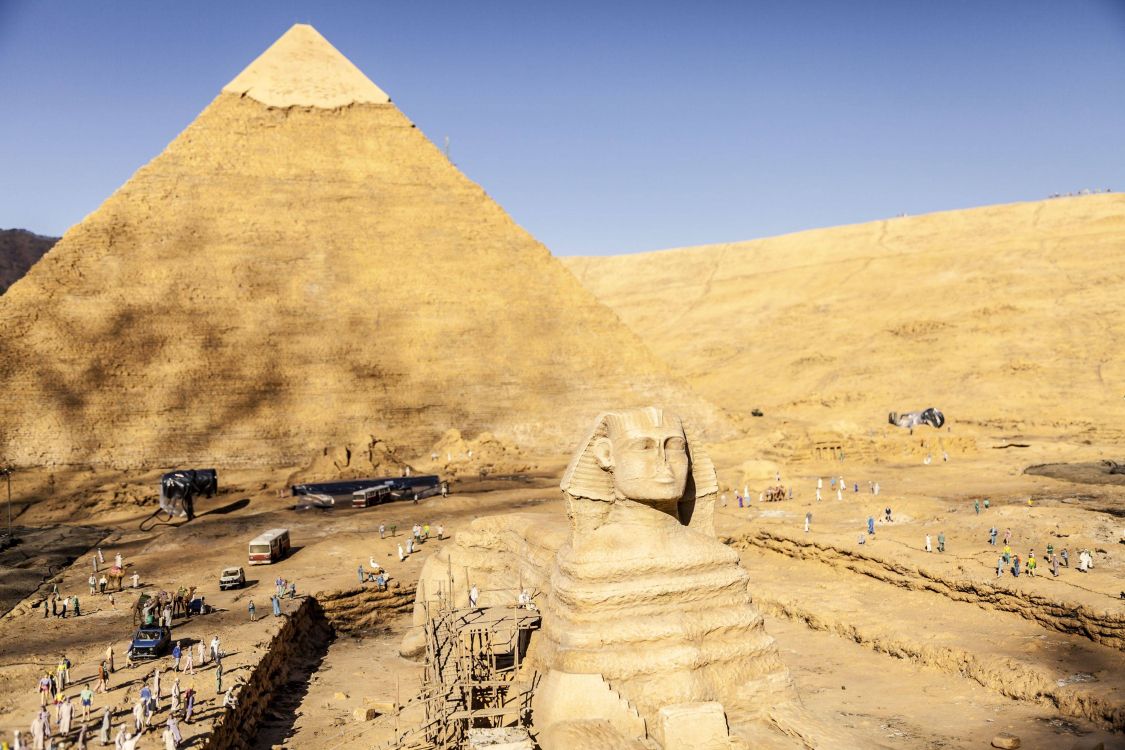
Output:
[592, 407, 690, 502]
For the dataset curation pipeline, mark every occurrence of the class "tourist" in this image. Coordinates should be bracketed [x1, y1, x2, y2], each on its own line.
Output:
[210, 636, 220, 663]
[468, 584, 479, 609]
[167, 715, 181, 747]
[1061, 548, 1069, 567]
[873, 482, 880, 496]
[996, 556, 1003, 578]
[867, 516, 874, 535]
[99, 575, 108, 594]
[390, 524, 397, 537]
[248, 599, 256, 622]
[356, 564, 364, 585]
[836, 486, 843, 501]
[92, 554, 99, 574]
[937, 532, 945, 553]
[983, 498, 990, 510]
[131, 573, 139, 589]
[289, 581, 297, 598]
[99, 706, 112, 745]
[1003, 528, 1012, 545]
[803, 512, 811, 533]
[183, 646, 194, 676]
[58, 696, 73, 735]
[378, 523, 385, 539]
[38, 674, 51, 707]
[215, 662, 223, 694]
[988, 527, 997, 545]
[1002, 545, 1012, 563]
[925, 535, 932, 552]
[184, 687, 195, 724]
[88, 575, 97, 596]
[95, 660, 108, 693]
[884, 507, 892, 522]
[1012, 554, 1021, 577]
[974, 500, 980, 515]
[1026, 553, 1036, 576]
[815, 487, 821, 502]
[1051, 554, 1060, 577]
[375, 572, 387, 591]
[79, 685, 94, 722]
[162, 727, 175, 750]
[271, 595, 281, 617]
[437, 524, 444, 540]
[397, 543, 405, 562]
[171, 642, 181, 672]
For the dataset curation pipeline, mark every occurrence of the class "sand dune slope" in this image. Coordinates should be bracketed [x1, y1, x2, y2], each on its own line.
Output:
[564, 196, 1125, 441]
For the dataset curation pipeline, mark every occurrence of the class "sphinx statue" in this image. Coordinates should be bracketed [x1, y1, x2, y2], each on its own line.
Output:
[402, 407, 861, 748]
[531, 407, 815, 748]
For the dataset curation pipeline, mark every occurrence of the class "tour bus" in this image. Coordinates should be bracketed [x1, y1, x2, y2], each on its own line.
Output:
[352, 483, 392, 508]
[248, 528, 291, 565]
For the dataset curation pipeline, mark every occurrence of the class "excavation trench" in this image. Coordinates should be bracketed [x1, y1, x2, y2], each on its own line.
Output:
[727, 532, 1125, 731]
[204, 584, 416, 750]
[728, 530, 1125, 651]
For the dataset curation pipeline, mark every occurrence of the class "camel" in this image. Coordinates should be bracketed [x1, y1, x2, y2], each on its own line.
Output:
[105, 566, 127, 592]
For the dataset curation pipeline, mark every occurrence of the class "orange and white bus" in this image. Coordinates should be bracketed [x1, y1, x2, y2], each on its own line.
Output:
[352, 483, 392, 508]
[248, 528, 291, 565]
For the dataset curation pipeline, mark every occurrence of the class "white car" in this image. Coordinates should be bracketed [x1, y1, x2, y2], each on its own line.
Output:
[219, 566, 246, 590]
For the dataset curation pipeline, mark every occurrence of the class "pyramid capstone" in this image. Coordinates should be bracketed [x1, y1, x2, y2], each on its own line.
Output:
[222, 23, 391, 108]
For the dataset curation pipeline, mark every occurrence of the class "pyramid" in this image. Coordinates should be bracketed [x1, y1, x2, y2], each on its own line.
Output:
[0, 24, 720, 469]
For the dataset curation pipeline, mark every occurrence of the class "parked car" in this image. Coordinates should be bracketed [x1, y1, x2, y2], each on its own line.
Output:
[219, 566, 246, 590]
[129, 625, 171, 660]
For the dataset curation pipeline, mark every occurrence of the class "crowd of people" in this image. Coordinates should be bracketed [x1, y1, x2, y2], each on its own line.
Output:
[358, 520, 446, 591]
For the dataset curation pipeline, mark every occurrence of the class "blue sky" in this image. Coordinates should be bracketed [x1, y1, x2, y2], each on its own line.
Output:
[1, 1, 1123, 255]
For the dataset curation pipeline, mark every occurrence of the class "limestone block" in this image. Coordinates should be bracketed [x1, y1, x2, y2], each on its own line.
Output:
[353, 707, 378, 722]
[333, 691, 349, 701]
[658, 702, 730, 750]
[991, 733, 1021, 749]
[363, 699, 396, 714]
[531, 670, 646, 742]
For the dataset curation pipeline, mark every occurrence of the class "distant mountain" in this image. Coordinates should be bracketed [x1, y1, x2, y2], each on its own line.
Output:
[0, 229, 57, 294]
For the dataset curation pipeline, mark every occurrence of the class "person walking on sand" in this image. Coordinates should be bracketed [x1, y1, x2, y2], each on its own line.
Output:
[815, 487, 822, 502]
[131, 573, 139, 589]
[996, 556, 1003, 578]
[171, 642, 181, 672]
[925, 535, 932, 553]
[398, 543, 405, 562]
[356, 564, 364, 585]
[99, 575, 108, 594]
[378, 523, 385, 539]
[804, 512, 811, 533]
[99, 706, 111, 746]
[1012, 554, 1021, 577]
[198, 641, 207, 667]
[271, 595, 281, 617]
[247, 599, 256, 622]
[1051, 554, 1060, 577]
[183, 647, 193, 676]
[1003, 528, 1011, 545]
[836, 486, 843, 501]
[469, 584, 479, 609]
[974, 500, 980, 515]
[437, 524, 444, 541]
[937, 532, 945, 553]
[215, 662, 223, 695]
[89, 575, 97, 596]
[80, 686, 94, 722]
[867, 516, 875, 535]
[989, 527, 997, 546]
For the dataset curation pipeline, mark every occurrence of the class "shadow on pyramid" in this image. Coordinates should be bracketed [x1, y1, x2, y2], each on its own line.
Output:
[0, 24, 721, 469]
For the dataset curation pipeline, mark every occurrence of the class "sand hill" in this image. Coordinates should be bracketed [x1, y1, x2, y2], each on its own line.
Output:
[564, 195, 1125, 444]
[0, 24, 718, 469]
[0, 229, 57, 295]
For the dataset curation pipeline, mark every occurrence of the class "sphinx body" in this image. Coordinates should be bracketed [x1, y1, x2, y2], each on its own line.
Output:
[404, 407, 861, 749]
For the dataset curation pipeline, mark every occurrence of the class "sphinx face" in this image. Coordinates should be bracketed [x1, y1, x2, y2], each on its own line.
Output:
[600, 418, 690, 502]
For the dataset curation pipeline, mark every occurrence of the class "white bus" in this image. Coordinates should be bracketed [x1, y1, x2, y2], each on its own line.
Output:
[248, 528, 291, 565]
[352, 483, 392, 508]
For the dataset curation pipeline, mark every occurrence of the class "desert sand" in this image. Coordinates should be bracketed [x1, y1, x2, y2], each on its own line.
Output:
[1, 21, 1122, 750]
